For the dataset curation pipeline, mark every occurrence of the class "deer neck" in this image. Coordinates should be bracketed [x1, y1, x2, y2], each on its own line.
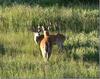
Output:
[44, 31, 49, 38]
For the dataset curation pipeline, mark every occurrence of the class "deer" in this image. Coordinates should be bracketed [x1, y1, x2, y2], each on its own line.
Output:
[33, 25, 43, 45]
[39, 26, 52, 61]
[33, 25, 66, 53]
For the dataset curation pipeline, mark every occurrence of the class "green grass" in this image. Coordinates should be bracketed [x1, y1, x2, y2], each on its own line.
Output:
[0, 31, 99, 78]
[0, 4, 99, 78]
[0, 4, 98, 32]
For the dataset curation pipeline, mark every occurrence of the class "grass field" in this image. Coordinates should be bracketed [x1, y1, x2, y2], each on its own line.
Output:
[0, 4, 99, 78]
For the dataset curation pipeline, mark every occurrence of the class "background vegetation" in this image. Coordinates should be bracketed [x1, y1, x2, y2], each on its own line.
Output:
[0, 5, 99, 32]
[0, 0, 98, 6]
[0, 0, 99, 78]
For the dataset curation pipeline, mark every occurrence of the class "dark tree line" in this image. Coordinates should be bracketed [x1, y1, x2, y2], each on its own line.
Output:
[0, 0, 98, 6]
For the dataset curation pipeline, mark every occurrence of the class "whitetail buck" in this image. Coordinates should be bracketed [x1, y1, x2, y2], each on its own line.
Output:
[33, 26, 66, 52]
[39, 26, 52, 61]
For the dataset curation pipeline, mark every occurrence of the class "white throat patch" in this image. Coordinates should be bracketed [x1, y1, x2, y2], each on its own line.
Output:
[34, 32, 40, 44]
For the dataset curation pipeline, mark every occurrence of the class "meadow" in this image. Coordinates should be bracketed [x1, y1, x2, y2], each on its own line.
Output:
[0, 4, 99, 78]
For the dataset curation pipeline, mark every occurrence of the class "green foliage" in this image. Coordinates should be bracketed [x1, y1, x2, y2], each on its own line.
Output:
[0, 5, 99, 32]
[0, 3, 99, 78]
[0, 0, 98, 6]
[65, 31, 99, 61]
[0, 30, 99, 78]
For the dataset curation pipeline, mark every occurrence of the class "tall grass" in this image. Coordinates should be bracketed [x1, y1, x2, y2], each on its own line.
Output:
[0, 4, 99, 32]
[0, 30, 99, 78]
[0, 4, 99, 78]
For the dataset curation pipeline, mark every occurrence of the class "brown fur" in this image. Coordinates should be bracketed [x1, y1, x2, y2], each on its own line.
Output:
[40, 31, 52, 61]
[36, 33, 66, 46]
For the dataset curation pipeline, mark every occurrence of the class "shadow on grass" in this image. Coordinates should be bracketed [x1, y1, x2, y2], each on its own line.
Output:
[83, 51, 99, 63]
[0, 44, 5, 55]
[0, 45, 24, 57]
[64, 45, 99, 64]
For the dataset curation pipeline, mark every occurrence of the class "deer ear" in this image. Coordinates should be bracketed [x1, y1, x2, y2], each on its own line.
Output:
[37, 25, 41, 32]
[42, 26, 45, 31]
[47, 26, 50, 31]
[38, 25, 40, 29]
